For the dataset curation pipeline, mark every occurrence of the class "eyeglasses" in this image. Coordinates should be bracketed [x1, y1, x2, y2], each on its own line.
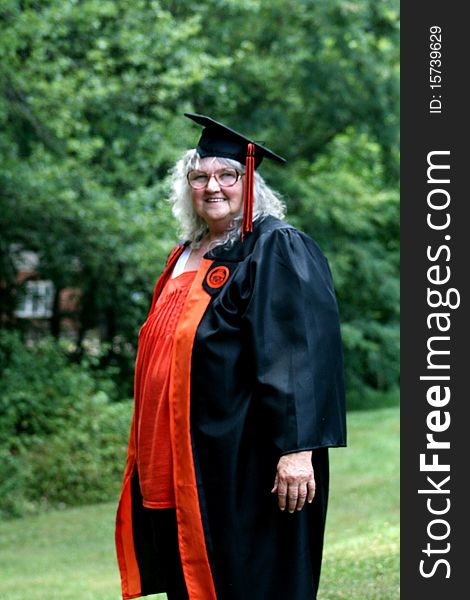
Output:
[187, 168, 242, 190]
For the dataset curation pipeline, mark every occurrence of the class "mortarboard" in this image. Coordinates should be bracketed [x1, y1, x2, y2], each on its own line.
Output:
[184, 112, 286, 239]
[184, 113, 286, 168]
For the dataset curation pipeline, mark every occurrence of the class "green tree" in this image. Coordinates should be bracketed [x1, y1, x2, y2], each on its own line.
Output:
[1, 0, 399, 400]
[1, 0, 222, 389]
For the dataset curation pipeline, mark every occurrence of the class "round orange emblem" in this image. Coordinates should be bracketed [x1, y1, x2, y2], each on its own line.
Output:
[207, 266, 230, 289]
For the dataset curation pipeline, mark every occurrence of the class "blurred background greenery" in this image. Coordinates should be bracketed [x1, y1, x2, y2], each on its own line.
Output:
[0, 0, 399, 519]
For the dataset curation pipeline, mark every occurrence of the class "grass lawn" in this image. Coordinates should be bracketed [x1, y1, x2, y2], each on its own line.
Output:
[0, 406, 399, 600]
[320, 406, 400, 599]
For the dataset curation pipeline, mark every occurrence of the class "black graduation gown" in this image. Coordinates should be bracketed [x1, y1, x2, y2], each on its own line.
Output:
[115, 215, 346, 600]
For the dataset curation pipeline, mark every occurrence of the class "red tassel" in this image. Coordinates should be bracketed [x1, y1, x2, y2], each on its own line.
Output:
[242, 143, 255, 241]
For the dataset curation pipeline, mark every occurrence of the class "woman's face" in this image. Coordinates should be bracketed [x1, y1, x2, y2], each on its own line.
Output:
[189, 157, 244, 235]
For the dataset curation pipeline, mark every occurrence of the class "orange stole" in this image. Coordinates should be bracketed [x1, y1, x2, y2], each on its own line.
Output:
[169, 257, 217, 600]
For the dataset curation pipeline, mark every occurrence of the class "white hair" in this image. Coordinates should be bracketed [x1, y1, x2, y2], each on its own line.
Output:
[168, 149, 286, 248]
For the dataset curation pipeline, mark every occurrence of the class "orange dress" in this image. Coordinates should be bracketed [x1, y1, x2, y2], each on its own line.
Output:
[135, 269, 196, 508]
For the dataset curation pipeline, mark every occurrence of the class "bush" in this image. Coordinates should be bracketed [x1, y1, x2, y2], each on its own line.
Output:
[24, 395, 132, 509]
[291, 131, 400, 398]
[0, 447, 31, 519]
[0, 331, 132, 518]
[346, 386, 400, 412]
[0, 331, 99, 447]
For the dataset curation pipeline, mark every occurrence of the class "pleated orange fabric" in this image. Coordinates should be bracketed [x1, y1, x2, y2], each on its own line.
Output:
[135, 270, 197, 509]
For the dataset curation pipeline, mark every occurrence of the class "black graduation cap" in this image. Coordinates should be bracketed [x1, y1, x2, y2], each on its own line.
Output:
[184, 113, 286, 168]
[184, 112, 286, 238]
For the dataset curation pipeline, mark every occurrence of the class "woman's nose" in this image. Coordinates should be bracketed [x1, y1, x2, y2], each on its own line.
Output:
[205, 174, 221, 192]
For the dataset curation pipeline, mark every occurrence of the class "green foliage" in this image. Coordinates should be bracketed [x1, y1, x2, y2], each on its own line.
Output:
[290, 130, 399, 396]
[0, 331, 131, 518]
[1, 0, 399, 403]
[186, 0, 399, 181]
[0, 331, 99, 445]
[0, 446, 29, 519]
[1, 0, 212, 374]
[24, 397, 132, 509]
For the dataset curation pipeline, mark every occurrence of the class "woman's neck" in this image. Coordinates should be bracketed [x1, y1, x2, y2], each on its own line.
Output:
[207, 231, 227, 244]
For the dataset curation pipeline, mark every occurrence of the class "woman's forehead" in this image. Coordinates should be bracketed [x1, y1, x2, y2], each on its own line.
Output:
[197, 156, 230, 170]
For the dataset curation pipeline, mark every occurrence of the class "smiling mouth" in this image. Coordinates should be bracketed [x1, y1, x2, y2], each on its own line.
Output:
[205, 198, 227, 203]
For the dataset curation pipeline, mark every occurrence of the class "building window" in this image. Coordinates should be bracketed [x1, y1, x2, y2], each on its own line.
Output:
[15, 280, 55, 319]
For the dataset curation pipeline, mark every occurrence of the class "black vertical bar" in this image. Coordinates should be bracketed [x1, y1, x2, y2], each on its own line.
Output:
[401, 3, 468, 598]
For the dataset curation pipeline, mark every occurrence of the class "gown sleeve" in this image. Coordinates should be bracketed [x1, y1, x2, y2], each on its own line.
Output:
[245, 226, 347, 455]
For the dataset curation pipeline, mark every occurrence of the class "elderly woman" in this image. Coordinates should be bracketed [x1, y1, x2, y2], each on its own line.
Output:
[115, 113, 346, 600]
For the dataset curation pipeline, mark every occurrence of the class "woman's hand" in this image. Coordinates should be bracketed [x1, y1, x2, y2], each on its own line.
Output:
[271, 451, 315, 513]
